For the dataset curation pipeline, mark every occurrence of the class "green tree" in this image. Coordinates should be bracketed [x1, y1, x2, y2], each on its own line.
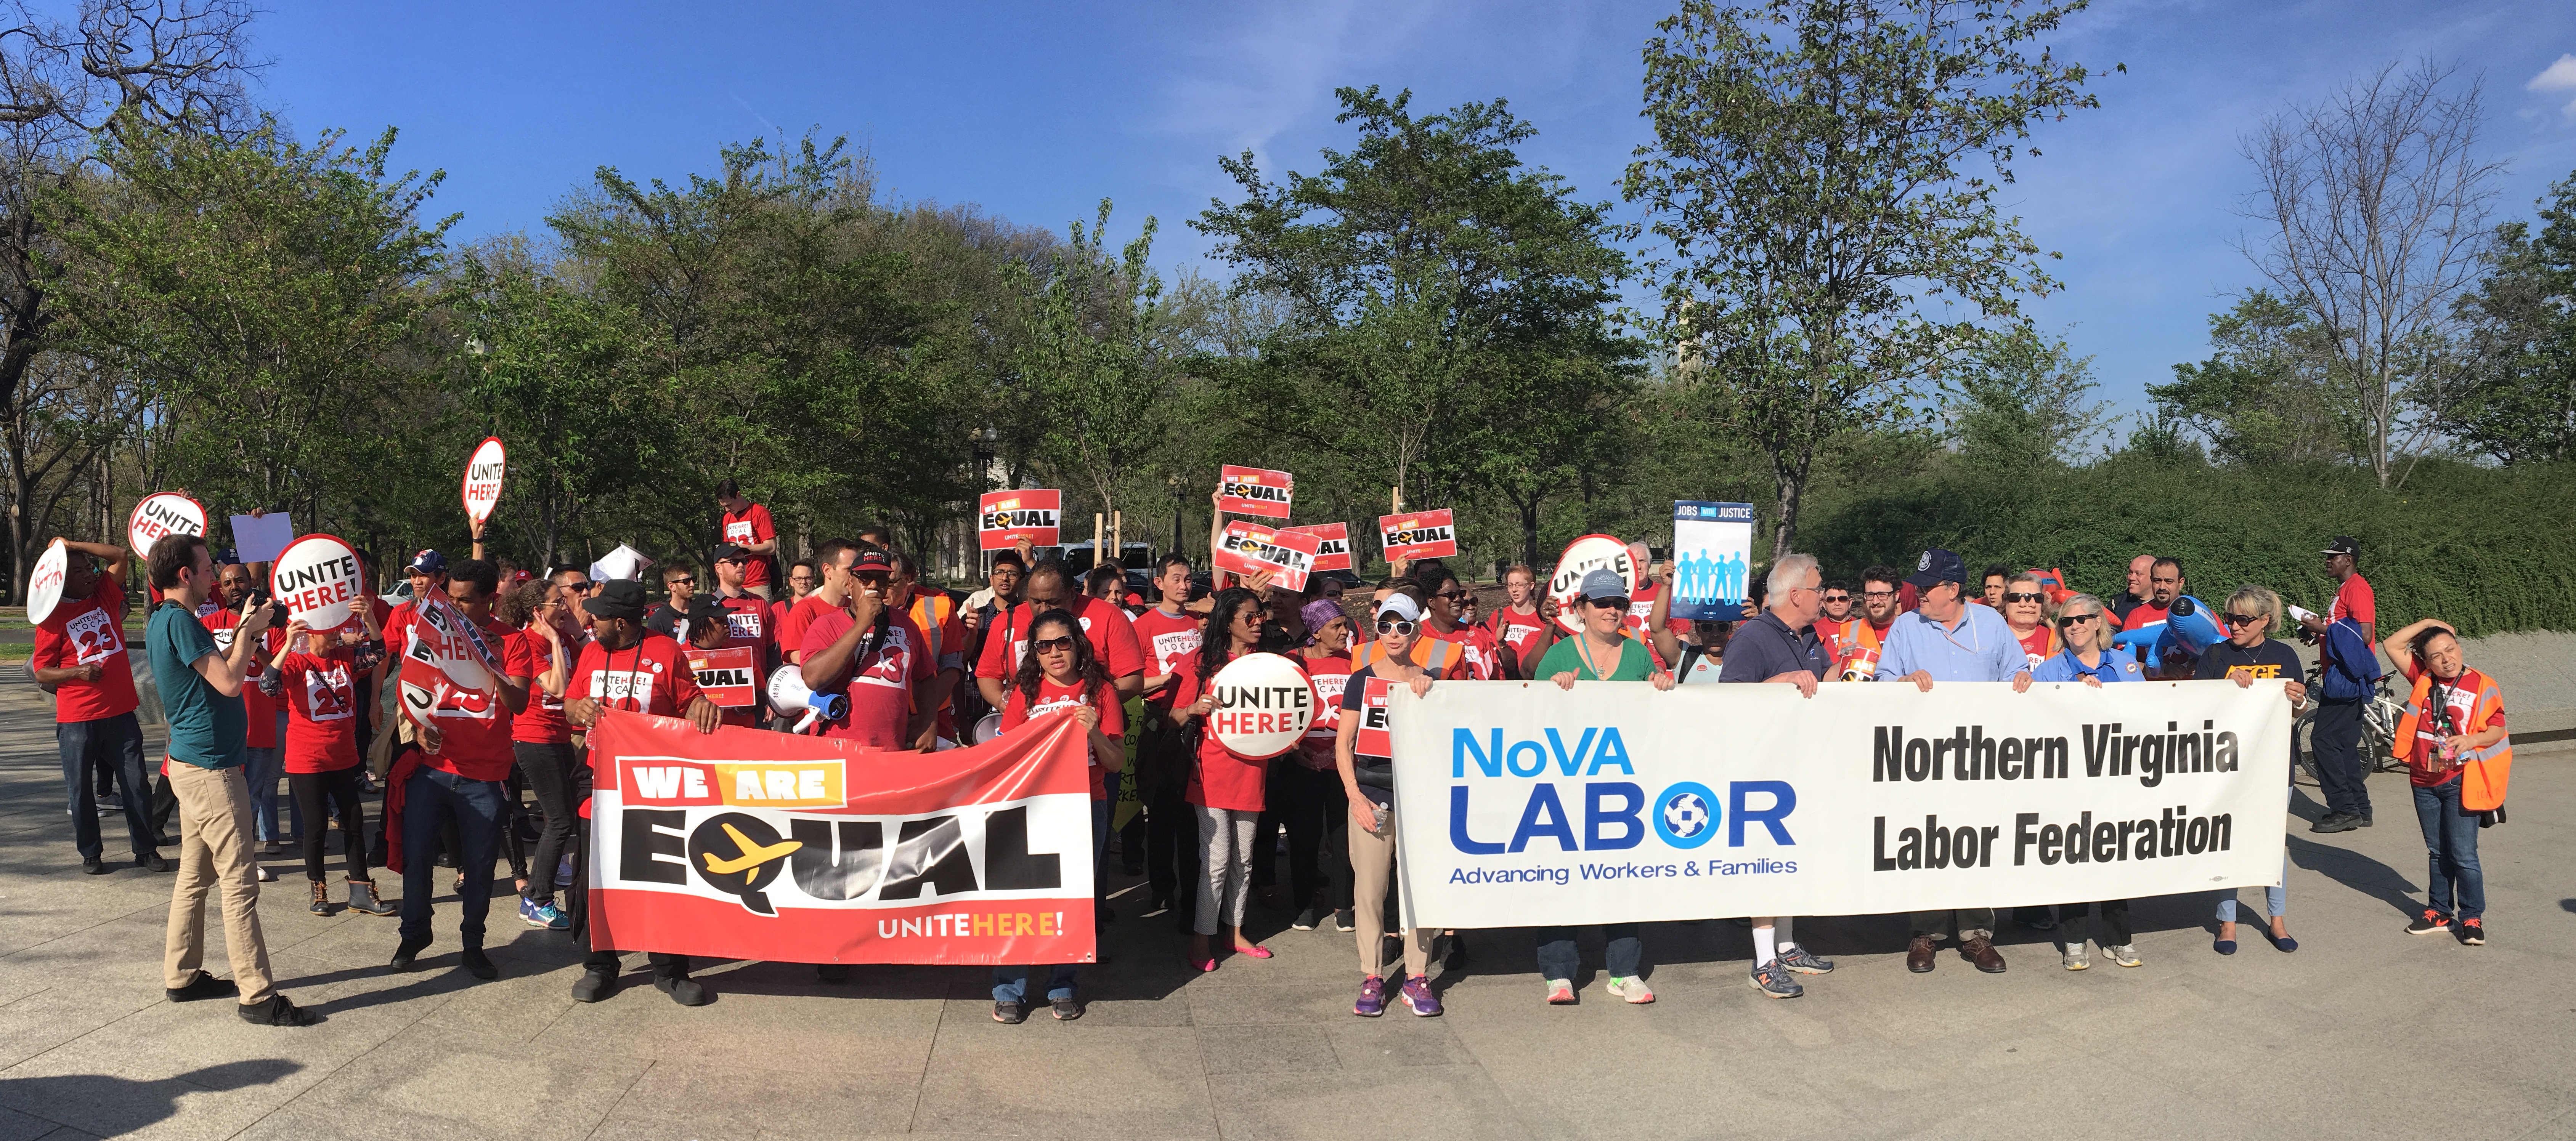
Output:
[1013, 200, 1171, 534]
[2148, 291, 2354, 466]
[2446, 173, 2576, 464]
[1624, 0, 2104, 559]
[1945, 325, 2112, 471]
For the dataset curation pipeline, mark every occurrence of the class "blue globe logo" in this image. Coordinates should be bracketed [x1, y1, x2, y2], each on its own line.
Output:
[1653, 782, 1721, 849]
[1663, 792, 1711, 839]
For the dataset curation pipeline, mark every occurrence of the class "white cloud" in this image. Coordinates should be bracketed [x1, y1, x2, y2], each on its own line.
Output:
[2529, 53, 2576, 90]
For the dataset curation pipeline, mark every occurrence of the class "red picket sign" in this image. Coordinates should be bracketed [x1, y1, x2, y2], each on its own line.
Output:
[978, 489, 1062, 550]
[687, 645, 762, 708]
[1286, 522, 1351, 572]
[1216, 465, 1294, 519]
[1378, 509, 1457, 562]
[1355, 675, 1393, 758]
[1214, 521, 1321, 592]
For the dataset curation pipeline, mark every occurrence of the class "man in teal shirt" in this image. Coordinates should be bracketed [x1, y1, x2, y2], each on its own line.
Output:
[145, 533, 317, 1027]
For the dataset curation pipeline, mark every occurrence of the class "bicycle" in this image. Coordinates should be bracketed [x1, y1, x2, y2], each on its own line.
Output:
[2292, 662, 2406, 784]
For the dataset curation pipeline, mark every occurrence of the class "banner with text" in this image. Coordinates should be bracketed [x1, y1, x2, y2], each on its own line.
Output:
[1378, 509, 1457, 562]
[587, 708, 1098, 965]
[1286, 523, 1352, 572]
[687, 645, 761, 708]
[1215, 520, 1321, 591]
[978, 489, 1062, 550]
[1216, 465, 1294, 518]
[1388, 679, 2291, 927]
[1669, 502, 1754, 622]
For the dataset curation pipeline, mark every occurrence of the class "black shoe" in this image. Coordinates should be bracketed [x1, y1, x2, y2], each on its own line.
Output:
[1332, 909, 1354, 933]
[2308, 812, 2358, 834]
[2405, 909, 2452, 935]
[1293, 905, 1323, 931]
[2357, 814, 2373, 827]
[570, 966, 618, 1002]
[82, 856, 111, 875]
[655, 973, 709, 1006]
[165, 970, 238, 1003]
[1050, 996, 1083, 1021]
[238, 994, 321, 1026]
[154, 833, 177, 848]
[140, 852, 170, 872]
[815, 963, 850, 983]
[1140, 894, 1172, 918]
[992, 1001, 1027, 1024]
[388, 937, 430, 972]
[460, 949, 498, 981]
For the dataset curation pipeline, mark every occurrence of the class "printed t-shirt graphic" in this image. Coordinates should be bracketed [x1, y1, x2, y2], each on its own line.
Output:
[34, 572, 138, 723]
[416, 613, 518, 781]
[801, 609, 935, 749]
[722, 502, 777, 588]
[1129, 606, 1201, 705]
[571, 633, 703, 718]
[1298, 652, 1353, 769]
[276, 647, 362, 772]
[1000, 677, 1126, 798]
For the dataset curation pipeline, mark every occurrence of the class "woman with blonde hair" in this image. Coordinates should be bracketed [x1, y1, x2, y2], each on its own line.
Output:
[2194, 584, 2305, 954]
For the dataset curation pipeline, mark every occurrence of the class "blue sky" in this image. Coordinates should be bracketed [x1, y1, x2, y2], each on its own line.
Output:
[245, 1, 2576, 420]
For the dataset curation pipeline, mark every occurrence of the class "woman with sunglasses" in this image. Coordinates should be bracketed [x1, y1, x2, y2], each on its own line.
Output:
[1170, 587, 1299, 971]
[1528, 569, 1674, 1005]
[1999, 572, 2056, 670]
[1335, 590, 1442, 1015]
[989, 609, 1126, 1022]
[2194, 585, 2306, 954]
[2029, 592, 2144, 970]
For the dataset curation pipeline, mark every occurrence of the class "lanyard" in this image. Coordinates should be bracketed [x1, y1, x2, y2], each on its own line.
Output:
[1574, 633, 1619, 680]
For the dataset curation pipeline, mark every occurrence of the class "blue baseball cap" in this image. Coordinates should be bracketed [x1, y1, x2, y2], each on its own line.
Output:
[404, 549, 447, 575]
[1905, 548, 1966, 588]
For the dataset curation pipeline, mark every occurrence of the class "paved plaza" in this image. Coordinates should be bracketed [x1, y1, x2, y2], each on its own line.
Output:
[0, 674, 2570, 1140]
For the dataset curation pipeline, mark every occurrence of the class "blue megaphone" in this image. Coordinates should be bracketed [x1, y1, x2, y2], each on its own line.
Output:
[766, 666, 846, 734]
[2111, 595, 2224, 672]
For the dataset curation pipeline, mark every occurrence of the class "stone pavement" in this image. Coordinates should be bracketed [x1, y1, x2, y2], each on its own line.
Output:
[0, 675, 2571, 1141]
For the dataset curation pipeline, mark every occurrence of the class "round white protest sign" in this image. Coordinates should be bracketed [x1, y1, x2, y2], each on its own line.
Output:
[127, 492, 206, 559]
[270, 534, 366, 631]
[25, 540, 67, 625]
[1206, 652, 1320, 760]
[1547, 533, 1639, 633]
[462, 436, 507, 523]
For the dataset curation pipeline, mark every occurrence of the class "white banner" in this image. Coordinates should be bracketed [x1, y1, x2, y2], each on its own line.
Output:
[1388, 679, 2292, 927]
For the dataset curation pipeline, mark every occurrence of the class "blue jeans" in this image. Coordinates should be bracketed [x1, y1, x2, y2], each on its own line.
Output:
[57, 713, 154, 860]
[2215, 853, 2289, 922]
[399, 767, 507, 951]
[2412, 779, 2483, 920]
[992, 799, 1110, 1005]
[1536, 923, 1642, 982]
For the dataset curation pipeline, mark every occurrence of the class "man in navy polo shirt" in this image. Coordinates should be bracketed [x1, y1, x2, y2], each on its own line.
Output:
[1717, 553, 1838, 998]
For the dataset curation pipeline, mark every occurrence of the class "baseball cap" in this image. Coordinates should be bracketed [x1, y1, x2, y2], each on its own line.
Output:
[1375, 594, 1423, 624]
[851, 548, 894, 574]
[711, 543, 750, 562]
[404, 549, 446, 575]
[585, 579, 648, 621]
[2320, 536, 2359, 557]
[1904, 548, 1966, 589]
[1577, 568, 1628, 602]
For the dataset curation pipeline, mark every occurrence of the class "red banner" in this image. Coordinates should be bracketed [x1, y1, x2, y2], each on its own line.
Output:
[687, 645, 761, 707]
[1216, 465, 1294, 519]
[1378, 509, 1457, 561]
[1214, 520, 1321, 591]
[586, 708, 1098, 966]
[1286, 522, 1351, 572]
[978, 489, 1061, 550]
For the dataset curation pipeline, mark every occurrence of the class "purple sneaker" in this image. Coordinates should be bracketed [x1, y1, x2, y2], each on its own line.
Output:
[1399, 974, 1443, 1017]
[1353, 975, 1388, 1018]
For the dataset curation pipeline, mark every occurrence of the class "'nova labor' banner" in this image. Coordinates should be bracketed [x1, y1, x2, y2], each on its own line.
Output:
[1387, 679, 2292, 928]
[978, 489, 1061, 550]
[586, 708, 1098, 965]
[1216, 465, 1294, 518]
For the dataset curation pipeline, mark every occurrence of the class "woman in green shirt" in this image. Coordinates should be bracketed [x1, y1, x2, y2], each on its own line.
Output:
[1528, 568, 1671, 1005]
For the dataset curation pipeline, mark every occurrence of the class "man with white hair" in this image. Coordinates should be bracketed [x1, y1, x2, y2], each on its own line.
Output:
[1716, 553, 1838, 997]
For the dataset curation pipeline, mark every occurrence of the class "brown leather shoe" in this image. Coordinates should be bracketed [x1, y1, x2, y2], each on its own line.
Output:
[1961, 935, 2007, 973]
[1907, 935, 1936, 973]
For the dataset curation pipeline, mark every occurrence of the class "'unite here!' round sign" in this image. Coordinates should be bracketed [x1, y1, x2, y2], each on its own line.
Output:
[24, 540, 67, 625]
[270, 534, 366, 630]
[1547, 533, 1639, 634]
[1205, 652, 1319, 760]
[462, 437, 507, 523]
[127, 492, 206, 560]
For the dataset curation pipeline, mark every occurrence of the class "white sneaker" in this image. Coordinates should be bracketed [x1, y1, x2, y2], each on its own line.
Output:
[1603, 975, 1655, 1004]
[2062, 941, 2088, 970]
[2104, 944, 2141, 968]
[255, 864, 275, 883]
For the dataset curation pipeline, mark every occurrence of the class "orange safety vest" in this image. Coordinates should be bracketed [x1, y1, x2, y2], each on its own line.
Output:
[2393, 668, 2511, 811]
[908, 591, 957, 665]
[1351, 632, 1465, 676]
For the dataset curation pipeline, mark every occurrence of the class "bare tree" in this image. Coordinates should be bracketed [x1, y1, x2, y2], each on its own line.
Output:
[0, 0, 252, 597]
[2240, 58, 2505, 489]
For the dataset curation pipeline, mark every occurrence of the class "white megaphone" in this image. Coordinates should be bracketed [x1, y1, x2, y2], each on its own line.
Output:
[766, 665, 846, 734]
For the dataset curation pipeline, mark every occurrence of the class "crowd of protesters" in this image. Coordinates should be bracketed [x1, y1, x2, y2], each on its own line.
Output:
[29, 471, 2512, 1027]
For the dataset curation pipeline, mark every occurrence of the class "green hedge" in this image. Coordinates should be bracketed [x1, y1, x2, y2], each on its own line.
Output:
[1796, 459, 2576, 638]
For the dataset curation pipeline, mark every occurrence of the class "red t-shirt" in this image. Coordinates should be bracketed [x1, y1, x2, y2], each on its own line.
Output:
[999, 676, 1125, 800]
[275, 647, 362, 773]
[1130, 606, 1202, 704]
[506, 626, 584, 744]
[2334, 575, 2376, 627]
[2397, 662, 2502, 788]
[570, 633, 703, 718]
[2014, 623, 2054, 670]
[1489, 606, 1549, 660]
[780, 593, 833, 665]
[975, 595, 1146, 683]
[2120, 601, 2171, 632]
[419, 615, 519, 781]
[1168, 646, 1296, 812]
[1297, 651, 1353, 771]
[722, 503, 777, 588]
[1625, 582, 1693, 637]
[203, 610, 279, 749]
[34, 572, 138, 723]
[801, 609, 934, 750]
[714, 593, 775, 667]
[1449, 622, 1501, 681]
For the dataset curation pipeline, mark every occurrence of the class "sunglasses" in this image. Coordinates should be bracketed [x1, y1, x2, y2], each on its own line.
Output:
[669, 577, 696, 587]
[1435, 590, 1471, 601]
[1376, 619, 1416, 635]
[1029, 635, 1077, 654]
[2223, 612, 2266, 627]
[2003, 591, 2045, 604]
[1822, 594, 1850, 604]
[1589, 597, 1631, 611]
[2056, 613, 2099, 626]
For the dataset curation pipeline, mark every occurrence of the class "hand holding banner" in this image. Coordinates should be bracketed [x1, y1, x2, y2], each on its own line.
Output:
[1669, 502, 1755, 622]
[1378, 509, 1457, 563]
[24, 539, 66, 625]
[462, 437, 507, 524]
[979, 489, 1062, 550]
[1286, 522, 1352, 572]
[1216, 465, 1294, 519]
[1215, 520, 1321, 591]
[1547, 534, 1638, 633]
[128, 492, 206, 559]
[270, 534, 366, 631]
[689, 645, 761, 707]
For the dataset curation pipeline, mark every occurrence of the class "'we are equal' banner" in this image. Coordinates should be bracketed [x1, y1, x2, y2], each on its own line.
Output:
[587, 708, 1097, 965]
[1387, 679, 2292, 927]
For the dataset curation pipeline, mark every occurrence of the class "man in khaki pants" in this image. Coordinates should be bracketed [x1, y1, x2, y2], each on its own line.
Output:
[143, 534, 317, 1026]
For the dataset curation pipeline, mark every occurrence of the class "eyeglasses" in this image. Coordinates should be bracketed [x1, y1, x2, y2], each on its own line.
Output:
[2222, 612, 2265, 627]
[2003, 591, 2045, 604]
[1862, 589, 1895, 598]
[1029, 635, 1077, 654]
[1375, 619, 1416, 635]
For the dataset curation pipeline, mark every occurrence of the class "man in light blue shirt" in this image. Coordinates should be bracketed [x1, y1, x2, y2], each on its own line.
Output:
[1875, 548, 2031, 976]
